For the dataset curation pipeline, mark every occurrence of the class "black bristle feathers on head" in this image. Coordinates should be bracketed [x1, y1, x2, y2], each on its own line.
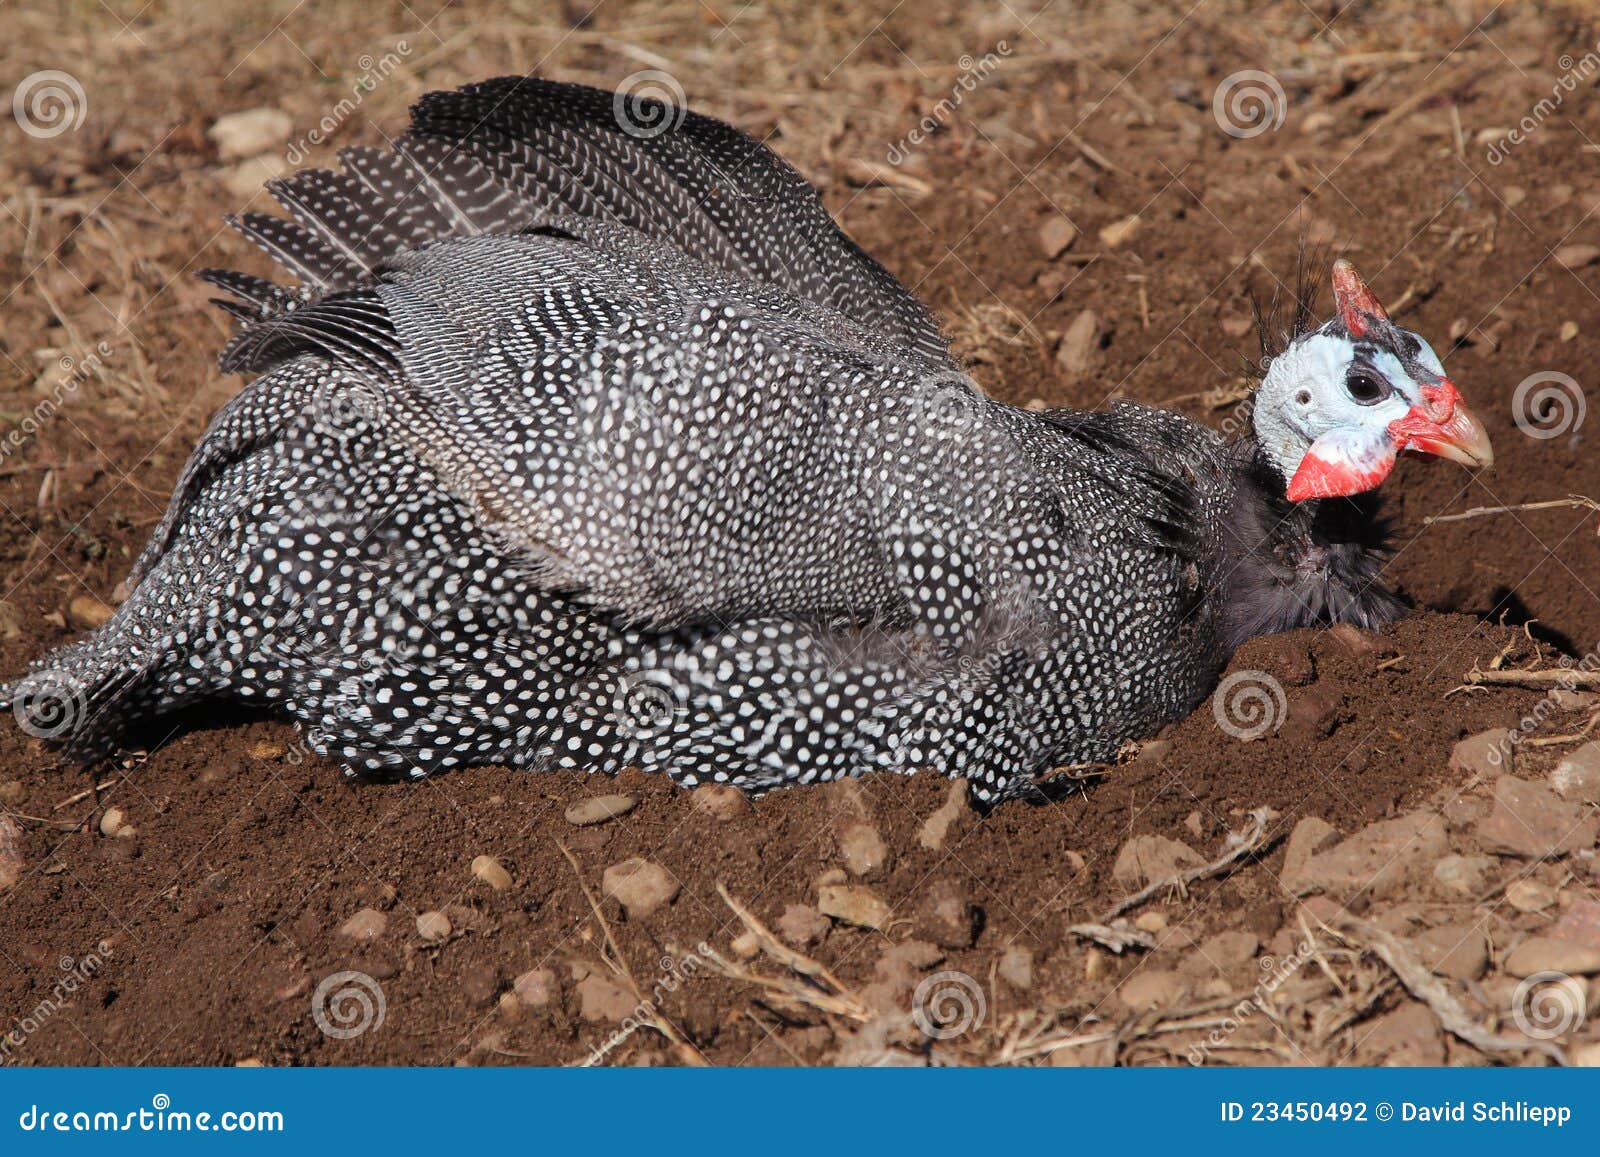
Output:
[1249, 240, 1330, 375]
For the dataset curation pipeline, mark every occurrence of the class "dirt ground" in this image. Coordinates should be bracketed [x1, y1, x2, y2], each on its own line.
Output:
[2, 0, 1599, 1066]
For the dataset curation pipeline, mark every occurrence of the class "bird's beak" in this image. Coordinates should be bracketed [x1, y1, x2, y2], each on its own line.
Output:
[1389, 380, 1495, 469]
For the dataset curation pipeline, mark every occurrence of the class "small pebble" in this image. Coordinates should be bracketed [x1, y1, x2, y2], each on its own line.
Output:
[1506, 878, 1557, 913]
[1554, 244, 1600, 270]
[817, 883, 892, 930]
[1432, 854, 1495, 897]
[1098, 214, 1141, 249]
[837, 820, 889, 877]
[1054, 308, 1102, 384]
[337, 907, 388, 942]
[1505, 935, 1600, 977]
[1133, 910, 1168, 934]
[98, 807, 135, 839]
[601, 857, 680, 919]
[776, 903, 830, 948]
[68, 595, 114, 629]
[416, 910, 453, 942]
[1560, 320, 1580, 342]
[208, 107, 292, 160]
[471, 855, 513, 891]
[1117, 969, 1186, 1010]
[564, 794, 637, 826]
[460, 963, 501, 1007]
[1551, 741, 1600, 804]
[1112, 834, 1203, 888]
[1038, 216, 1078, 259]
[1448, 729, 1513, 778]
[917, 778, 969, 852]
[690, 784, 750, 821]
[998, 945, 1035, 990]
[914, 879, 977, 948]
[512, 968, 557, 1008]
[576, 973, 638, 1022]
[222, 154, 289, 199]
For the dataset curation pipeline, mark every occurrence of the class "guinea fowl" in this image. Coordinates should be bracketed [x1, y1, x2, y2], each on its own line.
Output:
[1, 77, 1493, 803]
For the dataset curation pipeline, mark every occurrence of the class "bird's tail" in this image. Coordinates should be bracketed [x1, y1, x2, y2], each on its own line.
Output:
[201, 76, 949, 367]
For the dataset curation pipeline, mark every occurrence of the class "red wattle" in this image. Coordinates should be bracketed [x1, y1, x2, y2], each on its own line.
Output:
[1286, 446, 1396, 501]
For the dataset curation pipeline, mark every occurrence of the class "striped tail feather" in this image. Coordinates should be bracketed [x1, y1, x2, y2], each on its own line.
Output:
[201, 75, 950, 369]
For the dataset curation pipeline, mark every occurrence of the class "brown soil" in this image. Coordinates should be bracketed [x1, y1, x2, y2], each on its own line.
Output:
[2, 0, 1598, 1066]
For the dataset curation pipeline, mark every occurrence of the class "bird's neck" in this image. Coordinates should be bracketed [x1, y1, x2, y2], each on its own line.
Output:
[1216, 435, 1405, 652]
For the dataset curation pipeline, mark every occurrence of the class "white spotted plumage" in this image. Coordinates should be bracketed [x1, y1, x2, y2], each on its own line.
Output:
[1, 77, 1416, 803]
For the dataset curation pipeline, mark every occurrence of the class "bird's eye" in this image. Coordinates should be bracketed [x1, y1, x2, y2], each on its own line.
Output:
[1345, 369, 1389, 405]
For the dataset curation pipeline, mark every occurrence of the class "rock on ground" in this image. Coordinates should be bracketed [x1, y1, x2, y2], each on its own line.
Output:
[1476, 776, 1598, 859]
[602, 858, 680, 920]
[1112, 834, 1203, 889]
[1292, 812, 1447, 899]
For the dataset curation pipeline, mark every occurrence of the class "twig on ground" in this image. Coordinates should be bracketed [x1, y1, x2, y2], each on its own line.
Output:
[1464, 667, 1600, 690]
[1423, 495, 1600, 527]
[1522, 707, 1600, 748]
[699, 884, 872, 1023]
[1100, 806, 1282, 922]
[698, 946, 872, 1022]
[1066, 921, 1157, 954]
[3, 808, 83, 831]
[557, 843, 706, 1066]
[1321, 911, 1568, 1065]
[51, 776, 122, 812]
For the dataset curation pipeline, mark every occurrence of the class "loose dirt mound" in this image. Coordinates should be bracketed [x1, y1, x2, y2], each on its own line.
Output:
[2, 0, 1598, 1065]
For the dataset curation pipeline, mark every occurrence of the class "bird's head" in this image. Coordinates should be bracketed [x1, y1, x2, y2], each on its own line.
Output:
[1252, 259, 1493, 502]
